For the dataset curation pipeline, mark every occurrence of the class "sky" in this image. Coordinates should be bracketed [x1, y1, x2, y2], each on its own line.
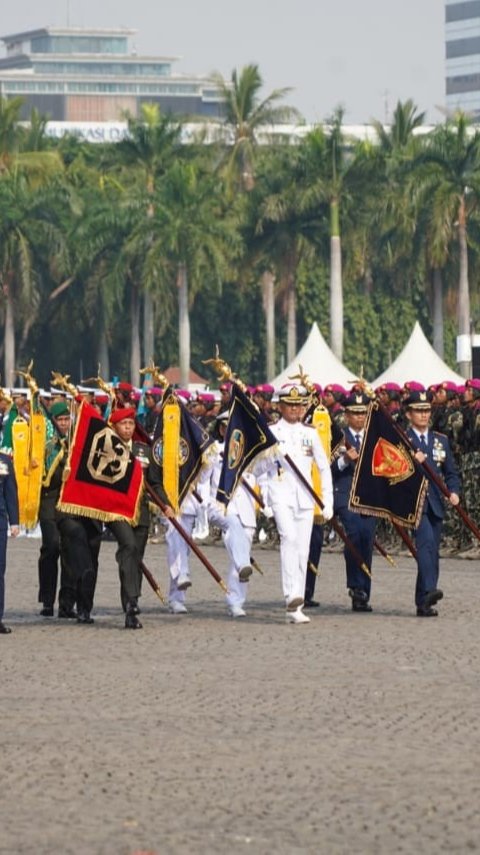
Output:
[1, 0, 446, 124]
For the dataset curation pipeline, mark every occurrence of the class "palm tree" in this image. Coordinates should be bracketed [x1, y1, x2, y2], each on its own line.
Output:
[114, 104, 183, 365]
[411, 114, 480, 376]
[213, 64, 301, 193]
[142, 160, 238, 385]
[300, 110, 374, 360]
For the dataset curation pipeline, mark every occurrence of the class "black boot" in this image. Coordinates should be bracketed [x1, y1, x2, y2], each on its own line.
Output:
[125, 601, 142, 629]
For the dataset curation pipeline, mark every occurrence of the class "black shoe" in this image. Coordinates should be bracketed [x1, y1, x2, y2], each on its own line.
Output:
[349, 589, 372, 612]
[58, 607, 77, 619]
[125, 610, 143, 630]
[424, 589, 443, 609]
[76, 611, 94, 624]
[416, 606, 438, 617]
[40, 606, 54, 617]
[304, 599, 320, 608]
[0, 621, 12, 634]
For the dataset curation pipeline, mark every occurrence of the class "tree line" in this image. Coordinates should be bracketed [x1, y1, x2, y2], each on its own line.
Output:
[1, 65, 480, 388]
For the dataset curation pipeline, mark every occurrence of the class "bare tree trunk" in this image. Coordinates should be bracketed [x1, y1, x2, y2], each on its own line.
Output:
[3, 278, 15, 385]
[457, 203, 471, 378]
[286, 274, 296, 364]
[261, 270, 275, 380]
[330, 234, 343, 360]
[130, 284, 141, 385]
[432, 267, 444, 358]
[177, 262, 190, 388]
[96, 329, 110, 381]
[143, 290, 155, 365]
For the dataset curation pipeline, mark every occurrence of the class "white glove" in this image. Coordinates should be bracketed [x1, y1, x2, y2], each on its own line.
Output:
[321, 503, 333, 522]
[262, 505, 274, 519]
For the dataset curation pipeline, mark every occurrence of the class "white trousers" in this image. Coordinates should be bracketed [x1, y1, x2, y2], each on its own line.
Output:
[225, 521, 255, 608]
[272, 503, 314, 604]
[165, 513, 195, 604]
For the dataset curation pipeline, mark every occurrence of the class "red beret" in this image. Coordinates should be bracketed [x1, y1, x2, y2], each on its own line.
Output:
[117, 382, 133, 392]
[109, 407, 136, 424]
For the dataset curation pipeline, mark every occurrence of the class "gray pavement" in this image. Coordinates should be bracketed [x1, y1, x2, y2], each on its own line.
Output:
[1, 536, 480, 855]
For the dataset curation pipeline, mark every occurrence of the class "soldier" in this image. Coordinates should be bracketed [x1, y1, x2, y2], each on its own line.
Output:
[456, 379, 480, 557]
[332, 392, 377, 612]
[38, 400, 77, 618]
[107, 407, 174, 628]
[256, 384, 333, 624]
[252, 384, 275, 423]
[405, 390, 460, 616]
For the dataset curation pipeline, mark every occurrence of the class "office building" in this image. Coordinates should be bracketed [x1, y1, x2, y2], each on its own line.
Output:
[446, 1, 480, 116]
[0, 27, 224, 121]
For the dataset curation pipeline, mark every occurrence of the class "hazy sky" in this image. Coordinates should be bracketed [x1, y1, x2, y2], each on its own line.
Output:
[1, 0, 445, 124]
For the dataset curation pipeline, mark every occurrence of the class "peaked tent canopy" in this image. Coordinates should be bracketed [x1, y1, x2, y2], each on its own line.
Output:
[373, 322, 464, 388]
[270, 322, 355, 389]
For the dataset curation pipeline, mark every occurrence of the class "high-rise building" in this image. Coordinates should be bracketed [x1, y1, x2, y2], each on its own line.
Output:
[446, 1, 480, 116]
[0, 27, 224, 121]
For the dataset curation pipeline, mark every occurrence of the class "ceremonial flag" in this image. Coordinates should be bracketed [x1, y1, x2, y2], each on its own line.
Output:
[216, 383, 278, 508]
[57, 400, 143, 524]
[349, 400, 427, 528]
[151, 388, 214, 513]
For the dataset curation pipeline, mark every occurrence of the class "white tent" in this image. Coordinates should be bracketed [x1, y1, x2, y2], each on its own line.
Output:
[270, 322, 354, 388]
[373, 322, 464, 387]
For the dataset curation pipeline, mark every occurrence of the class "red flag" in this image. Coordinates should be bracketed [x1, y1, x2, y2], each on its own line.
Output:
[57, 401, 143, 524]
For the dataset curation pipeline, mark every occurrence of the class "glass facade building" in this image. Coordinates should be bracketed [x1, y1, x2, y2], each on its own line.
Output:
[0, 27, 224, 121]
[446, 1, 480, 116]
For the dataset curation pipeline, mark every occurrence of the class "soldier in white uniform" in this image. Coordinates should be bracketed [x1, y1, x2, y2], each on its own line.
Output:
[207, 412, 258, 617]
[165, 412, 253, 615]
[257, 385, 333, 624]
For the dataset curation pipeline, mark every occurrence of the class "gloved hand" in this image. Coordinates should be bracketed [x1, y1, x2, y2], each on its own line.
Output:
[321, 503, 333, 522]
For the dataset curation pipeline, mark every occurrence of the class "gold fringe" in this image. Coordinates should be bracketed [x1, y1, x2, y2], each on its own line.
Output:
[56, 500, 141, 527]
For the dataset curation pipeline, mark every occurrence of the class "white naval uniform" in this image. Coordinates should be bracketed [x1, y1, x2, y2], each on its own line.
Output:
[258, 418, 333, 605]
[165, 490, 198, 607]
[207, 445, 257, 610]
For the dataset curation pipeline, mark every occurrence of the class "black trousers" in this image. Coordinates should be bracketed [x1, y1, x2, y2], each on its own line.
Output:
[57, 516, 102, 613]
[107, 520, 149, 609]
[305, 522, 324, 601]
[38, 518, 75, 610]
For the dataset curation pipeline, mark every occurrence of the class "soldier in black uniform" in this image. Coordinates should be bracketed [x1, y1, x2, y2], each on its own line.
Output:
[38, 401, 77, 618]
[107, 407, 174, 629]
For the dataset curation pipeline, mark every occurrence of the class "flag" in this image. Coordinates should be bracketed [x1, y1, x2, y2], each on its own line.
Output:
[349, 400, 427, 528]
[57, 400, 143, 524]
[216, 383, 278, 507]
[151, 388, 214, 512]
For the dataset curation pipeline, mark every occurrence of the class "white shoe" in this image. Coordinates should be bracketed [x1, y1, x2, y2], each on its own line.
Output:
[168, 601, 188, 614]
[238, 565, 252, 582]
[286, 596, 304, 612]
[177, 575, 192, 591]
[286, 608, 310, 624]
[229, 605, 247, 618]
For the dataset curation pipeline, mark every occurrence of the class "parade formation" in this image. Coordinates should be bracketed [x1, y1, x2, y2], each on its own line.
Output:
[1, 354, 479, 636]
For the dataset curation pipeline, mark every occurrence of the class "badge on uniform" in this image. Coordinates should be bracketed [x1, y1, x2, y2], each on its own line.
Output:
[301, 437, 313, 457]
[432, 438, 446, 464]
[0, 462, 9, 477]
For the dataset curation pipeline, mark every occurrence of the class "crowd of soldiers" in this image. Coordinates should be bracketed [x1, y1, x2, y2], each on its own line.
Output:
[0, 371, 475, 634]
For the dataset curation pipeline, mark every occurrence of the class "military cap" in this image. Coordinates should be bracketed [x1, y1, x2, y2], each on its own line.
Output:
[402, 381, 425, 393]
[405, 390, 433, 410]
[109, 406, 136, 424]
[255, 383, 275, 399]
[465, 378, 480, 398]
[343, 392, 370, 413]
[116, 381, 133, 393]
[278, 384, 309, 405]
[176, 389, 191, 401]
[215, 410, 230, 423]
[323, 383, 346, 400]
[50, 401, 70, 418]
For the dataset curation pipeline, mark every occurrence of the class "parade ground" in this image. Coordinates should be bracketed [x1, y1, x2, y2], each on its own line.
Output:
[2, 537, 480, 855]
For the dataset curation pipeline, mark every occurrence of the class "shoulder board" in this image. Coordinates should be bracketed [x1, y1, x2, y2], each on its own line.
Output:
[432, 431, 447, 439]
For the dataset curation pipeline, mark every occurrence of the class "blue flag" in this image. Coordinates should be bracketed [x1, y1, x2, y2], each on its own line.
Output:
[216, 383, 278, 507]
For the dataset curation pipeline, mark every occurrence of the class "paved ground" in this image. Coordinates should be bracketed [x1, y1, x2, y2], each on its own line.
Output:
[1, 536, 480, 855]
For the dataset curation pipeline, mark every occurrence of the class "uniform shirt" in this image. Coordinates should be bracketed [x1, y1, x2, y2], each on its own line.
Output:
[258, 419, 333, 512]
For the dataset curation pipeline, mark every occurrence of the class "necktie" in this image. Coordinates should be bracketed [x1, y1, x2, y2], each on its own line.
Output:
[354, 433, 361, 451]
[419, 434, 427, 452]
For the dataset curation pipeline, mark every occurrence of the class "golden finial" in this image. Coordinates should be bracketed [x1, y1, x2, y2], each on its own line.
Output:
[288, 364, 315, 395]
[139, 359, 169, 390]
[50, 370, 78, 398]
[202, 345, 244, 387]
[81, 365, 115, 402]
[14, 359, 39, 396]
